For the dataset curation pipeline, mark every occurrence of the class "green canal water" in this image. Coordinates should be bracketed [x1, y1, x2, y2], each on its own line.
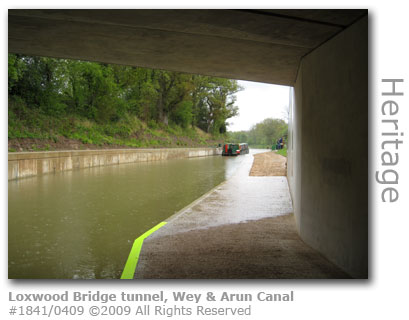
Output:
[8, 154, 246, 279]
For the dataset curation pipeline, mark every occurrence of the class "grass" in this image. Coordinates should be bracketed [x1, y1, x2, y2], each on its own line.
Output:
[276, 147, 287, 157]
[8, 103, 223, 151]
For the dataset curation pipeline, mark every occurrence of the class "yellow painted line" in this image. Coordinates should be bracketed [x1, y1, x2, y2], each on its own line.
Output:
[120, 222, 167, 279]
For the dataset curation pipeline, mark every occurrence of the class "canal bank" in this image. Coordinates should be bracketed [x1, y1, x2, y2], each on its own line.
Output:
[133, 151, 350, 279]
[8, 147, 221, 180]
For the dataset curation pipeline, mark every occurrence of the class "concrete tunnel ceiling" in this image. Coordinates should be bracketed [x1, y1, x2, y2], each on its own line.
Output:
[8, 9, 367, 86]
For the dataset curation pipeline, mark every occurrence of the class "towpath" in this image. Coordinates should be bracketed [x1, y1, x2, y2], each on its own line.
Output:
[133, 151, 349, 278]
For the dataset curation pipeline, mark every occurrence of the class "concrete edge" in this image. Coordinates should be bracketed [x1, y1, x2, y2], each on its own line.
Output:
[164, 180, 228, 225]
[8, 147, 219, 161]
[8, 147, 221, 181]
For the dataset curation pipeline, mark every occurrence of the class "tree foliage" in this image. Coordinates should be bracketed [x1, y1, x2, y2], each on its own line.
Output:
[8, 54, 241, 134]
[228, 118, 288, 147]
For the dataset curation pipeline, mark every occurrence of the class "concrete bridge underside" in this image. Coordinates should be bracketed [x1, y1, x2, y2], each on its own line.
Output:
[8, 9, 368, 278]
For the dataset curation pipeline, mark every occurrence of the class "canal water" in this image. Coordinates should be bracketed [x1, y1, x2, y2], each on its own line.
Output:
[8, 152, 251, 279]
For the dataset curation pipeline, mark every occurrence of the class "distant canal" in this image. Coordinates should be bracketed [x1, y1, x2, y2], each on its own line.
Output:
[8, 153, 249, 279]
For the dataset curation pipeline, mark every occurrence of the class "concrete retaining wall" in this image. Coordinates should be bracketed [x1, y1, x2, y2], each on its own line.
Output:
[8, 147, 221, 180]
[287, 16, 368, 278]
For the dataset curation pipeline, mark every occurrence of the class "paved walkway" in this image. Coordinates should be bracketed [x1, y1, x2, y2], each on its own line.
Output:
[134, 152, 350, 279]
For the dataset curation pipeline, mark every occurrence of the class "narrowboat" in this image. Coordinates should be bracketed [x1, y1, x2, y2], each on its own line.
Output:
[222, 143, 250, 156]
[222, 143, 240, 156]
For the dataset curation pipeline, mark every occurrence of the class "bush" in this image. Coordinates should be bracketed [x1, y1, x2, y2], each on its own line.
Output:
[147, 120, 158, 130]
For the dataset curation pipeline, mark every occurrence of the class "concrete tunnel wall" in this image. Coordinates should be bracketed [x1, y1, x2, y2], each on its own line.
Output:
[287, 16, 368, 278]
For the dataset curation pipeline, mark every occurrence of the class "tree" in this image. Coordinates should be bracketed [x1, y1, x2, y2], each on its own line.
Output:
[196, 78, 241, 134]
[231, 118, 288, 147]
[9, 55, 67, 114]
[8, 53, 242, 137]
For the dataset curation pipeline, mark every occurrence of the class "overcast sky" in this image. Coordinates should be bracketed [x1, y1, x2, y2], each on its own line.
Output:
[228, 80, 290, 132]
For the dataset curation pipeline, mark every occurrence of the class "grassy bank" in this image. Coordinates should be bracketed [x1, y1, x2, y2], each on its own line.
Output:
[8, 105, 222, 152]
[276, 147, 287, 157]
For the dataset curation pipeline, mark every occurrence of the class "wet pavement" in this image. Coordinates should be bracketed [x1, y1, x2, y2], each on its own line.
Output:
[149, 152, 293, 237]
[134, 152, 350, 279]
